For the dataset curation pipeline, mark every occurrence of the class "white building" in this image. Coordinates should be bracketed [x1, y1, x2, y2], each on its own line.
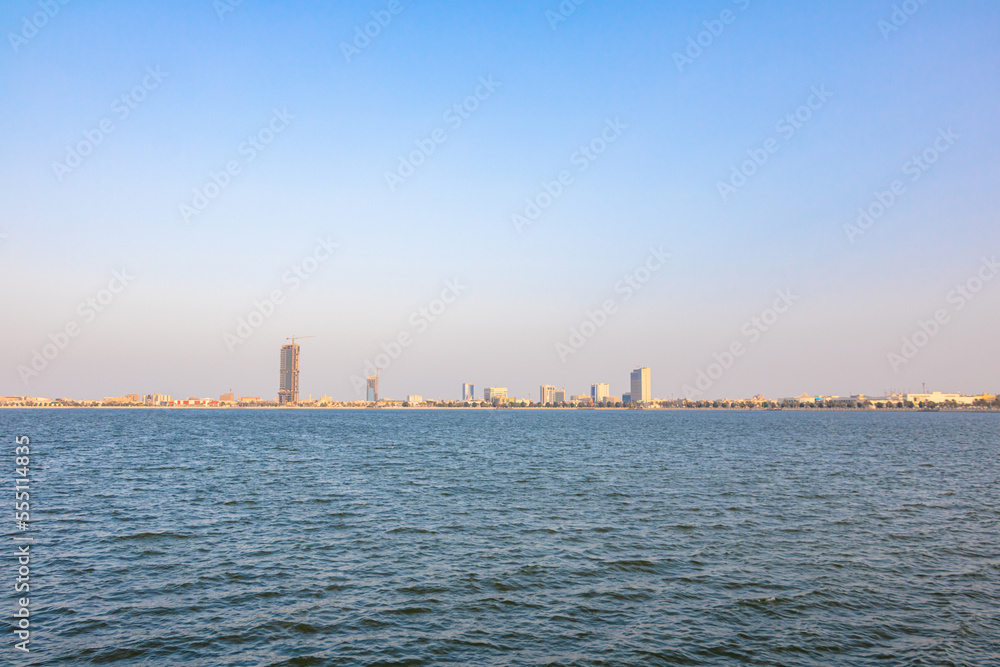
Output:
[484, 387, 508, 403]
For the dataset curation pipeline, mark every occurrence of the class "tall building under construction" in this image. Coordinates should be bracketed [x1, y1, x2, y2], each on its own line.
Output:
[278, 343, 300, 405]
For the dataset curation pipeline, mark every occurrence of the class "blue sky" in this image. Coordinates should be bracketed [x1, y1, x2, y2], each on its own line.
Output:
[2, 0, 998, 401]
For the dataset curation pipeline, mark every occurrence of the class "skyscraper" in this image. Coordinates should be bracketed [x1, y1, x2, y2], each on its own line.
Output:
[462, 383, 475, 401]
[591, 383, 610, 403]
[366, 374, 379, 403]
[630, 367, 651, 404]
[554, 389, 566, 404]
[278, 344, 300, 406]
[540, 385, 557, 404]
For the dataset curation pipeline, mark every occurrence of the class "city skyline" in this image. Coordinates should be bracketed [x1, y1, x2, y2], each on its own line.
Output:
[4, 387, 996, 409]
[3, 1, 999, 402]
[2, 332, 994, 406]
[8, 325, 998, 405]
[5, 341, 994, 407]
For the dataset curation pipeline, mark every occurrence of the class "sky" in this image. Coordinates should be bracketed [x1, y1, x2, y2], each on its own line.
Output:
[2, 0, 999, 402]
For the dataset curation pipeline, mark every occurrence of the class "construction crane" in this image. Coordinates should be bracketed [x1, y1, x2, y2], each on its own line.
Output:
[286, 335, 316, 346]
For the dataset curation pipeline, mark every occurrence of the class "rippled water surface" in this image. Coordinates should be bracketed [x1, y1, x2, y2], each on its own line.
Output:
[3, 409, 999, 666]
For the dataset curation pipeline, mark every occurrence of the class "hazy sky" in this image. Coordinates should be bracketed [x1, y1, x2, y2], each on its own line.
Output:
[2, 0, 998, 401]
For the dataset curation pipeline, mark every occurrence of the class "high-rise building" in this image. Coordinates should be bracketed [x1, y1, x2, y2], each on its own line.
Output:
[540, 385, 557, 404]
[554, 389, 566, 403]
[278, 344, 300, 405]
[591, 383, 610, 403]
[484, 387, 507, 403]
[366, 375, 379, 402]
[462, 383, 475, 401]
[630, 367, 651, 403]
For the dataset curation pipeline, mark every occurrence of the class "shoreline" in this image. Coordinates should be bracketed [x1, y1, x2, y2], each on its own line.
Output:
[2, 406, 998, 413]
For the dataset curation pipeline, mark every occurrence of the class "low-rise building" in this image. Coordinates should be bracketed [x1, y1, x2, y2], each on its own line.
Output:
[174, 398, 216, 406]
[903, 392, 976, 406]
[103, 395, 142, 406]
